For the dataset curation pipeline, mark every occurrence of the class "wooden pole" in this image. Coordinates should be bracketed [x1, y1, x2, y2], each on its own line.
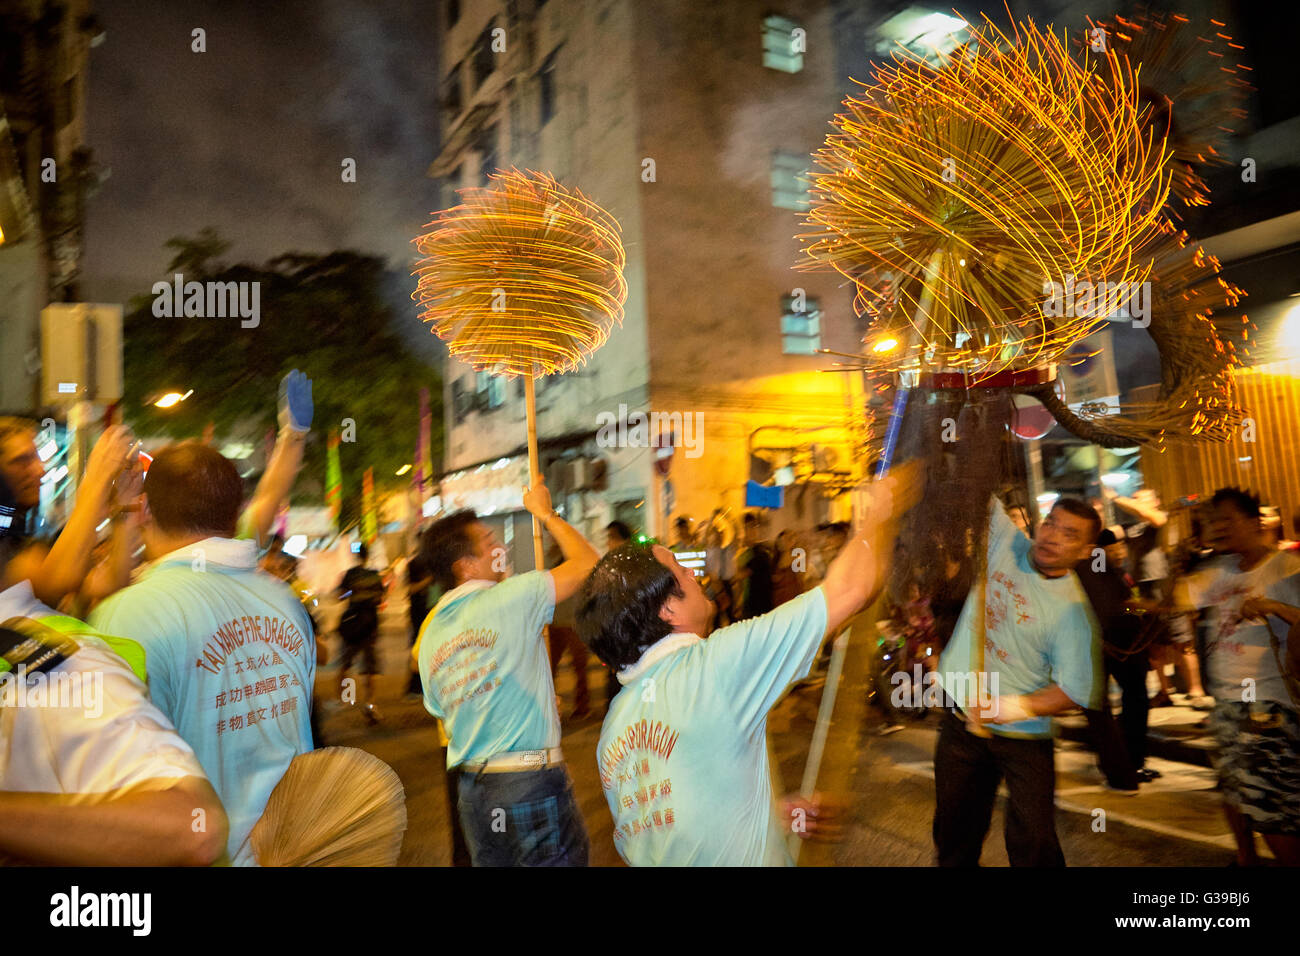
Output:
[788, 627, 850, 863]
[796, 599, 883, 866]
[524, 373, 545, 573]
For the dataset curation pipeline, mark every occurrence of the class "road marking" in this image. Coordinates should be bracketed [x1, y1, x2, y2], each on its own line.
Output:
[1055, 795, 1238, 850]
[891, 759, 1237, 850]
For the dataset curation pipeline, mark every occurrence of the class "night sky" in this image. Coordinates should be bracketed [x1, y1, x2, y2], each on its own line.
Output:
[82, 0, 442, 325]
[77, 0, 1195, 391]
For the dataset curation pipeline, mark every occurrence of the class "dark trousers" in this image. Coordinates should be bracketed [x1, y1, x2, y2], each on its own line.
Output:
[408, 607, 427, 695]
[547, 625, 589, 714]
[933, 709, 1064, 867]
[1084, 705, 1137, 789]
[439, 744, 471, 867]
[1108, 649, 1150, 770]
[457, 765, 590, 867]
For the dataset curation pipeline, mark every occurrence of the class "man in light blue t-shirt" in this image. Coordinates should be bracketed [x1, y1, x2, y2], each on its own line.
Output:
[415, 474, 599, 866]
[933, 496, 1102, 867]
[90, 441, 316, 866]
[574, 474, 913, 866]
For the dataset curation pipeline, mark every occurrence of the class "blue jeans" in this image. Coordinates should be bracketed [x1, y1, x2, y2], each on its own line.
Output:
[457, 766, 590, 866]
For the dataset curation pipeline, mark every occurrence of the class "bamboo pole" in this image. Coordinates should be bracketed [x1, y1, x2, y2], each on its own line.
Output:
[794, 249, 943, 864]
[788, 627, 850, 863]
[524, 373, 545, 573]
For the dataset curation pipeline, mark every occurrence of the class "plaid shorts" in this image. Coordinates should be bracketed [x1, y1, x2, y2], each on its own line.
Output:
[1209, 700, 1300, 837]
[457, 766, 590, 866]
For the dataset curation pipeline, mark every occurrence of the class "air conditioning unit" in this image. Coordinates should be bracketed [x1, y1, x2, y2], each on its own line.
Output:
[40, 304, 122, 405]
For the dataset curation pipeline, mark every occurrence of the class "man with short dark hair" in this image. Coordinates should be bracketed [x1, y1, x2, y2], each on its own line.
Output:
[414, 474, 599, 866]
[670, 516, 695, 552]
[736, 511, 774, 620]
[605, 520, 631, 551]
[90, 441, 316, 866]
[405, 541, 434, 695]
[576, 470, 915, 865]
[336, 541, 385, 723]
[1075, 528, 1145, 791]
[0, 417, 43, 527]
[1176, 486, 1300, 866]
[932, 496, 1103, 867]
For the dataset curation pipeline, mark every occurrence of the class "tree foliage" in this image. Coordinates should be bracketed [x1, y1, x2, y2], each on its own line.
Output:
[123, 232, 442, 523]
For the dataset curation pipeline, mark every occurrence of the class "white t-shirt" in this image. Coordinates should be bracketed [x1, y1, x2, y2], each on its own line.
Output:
[1182, 550, 1300, 704]
[0, 581, 207, 795]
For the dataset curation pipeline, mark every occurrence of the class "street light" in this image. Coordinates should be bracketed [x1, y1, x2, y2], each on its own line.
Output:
[153, 389, 193, 409]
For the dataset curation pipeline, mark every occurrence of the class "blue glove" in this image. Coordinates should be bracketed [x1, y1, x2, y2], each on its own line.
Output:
[278, 369, 313, 432]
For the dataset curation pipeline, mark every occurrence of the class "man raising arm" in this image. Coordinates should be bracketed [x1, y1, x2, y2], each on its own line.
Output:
[575, 466, 917, 866]
[415, 474, 599, 866]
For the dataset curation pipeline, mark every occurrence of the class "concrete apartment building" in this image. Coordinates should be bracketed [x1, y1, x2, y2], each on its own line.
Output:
[0, 0, 100, 413]
[430, 0, 865, 562]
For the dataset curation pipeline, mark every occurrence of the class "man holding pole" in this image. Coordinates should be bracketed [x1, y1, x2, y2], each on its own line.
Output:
[574, 469, 914, 865]
[415, 474, 598, 866]
[932, 496, 1103, 867]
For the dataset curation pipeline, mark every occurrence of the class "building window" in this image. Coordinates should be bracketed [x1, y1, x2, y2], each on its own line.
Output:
[762, 14, 804, 73]
[477, 371, 505, 410]
[451, 378, 469, 424]
[473, 20, 498, 90]
[476, 124, 498, 185]
[539, 49, 559, 126]
[771, 151, 810, 210]
[443, 64, 463, 118]
[781, 295, 821, 354]
[60, 77, 77, 128]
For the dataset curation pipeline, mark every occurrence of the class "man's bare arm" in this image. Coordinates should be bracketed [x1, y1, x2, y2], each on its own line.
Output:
[243, 370, 314, 548]
[522, 474, 598, 603]
[242, 429, 306, 549]
[1241, 597, 1300, 628]
[820, 463, 919, 633]
[31, 426, 132, 606]
[1105, 488, 1168, 529]
[0, 776, 229, 866]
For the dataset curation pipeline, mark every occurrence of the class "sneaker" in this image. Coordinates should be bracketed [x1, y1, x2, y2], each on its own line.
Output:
[1136, 768, 1162, 783]
[1190, 695, 1215, 710]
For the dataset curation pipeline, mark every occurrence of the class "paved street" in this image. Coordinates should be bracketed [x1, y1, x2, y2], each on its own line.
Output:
[314, 596, 1242, 867]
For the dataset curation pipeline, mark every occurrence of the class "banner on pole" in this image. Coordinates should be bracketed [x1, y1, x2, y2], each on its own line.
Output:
[362, 466, 378, 545]
[326, 429, 342, 531]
